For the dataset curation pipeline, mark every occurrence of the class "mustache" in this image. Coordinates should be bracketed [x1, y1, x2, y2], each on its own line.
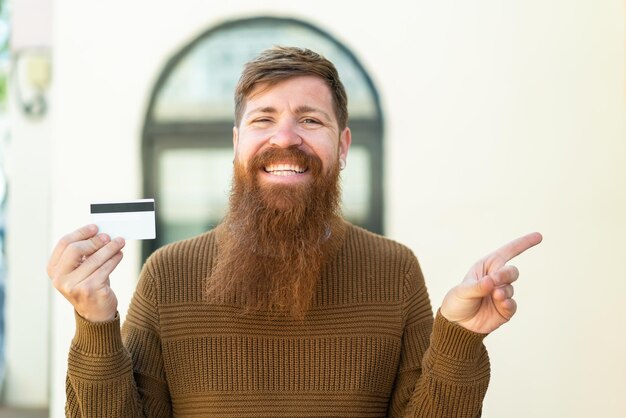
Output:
[249, 146, 323, 176]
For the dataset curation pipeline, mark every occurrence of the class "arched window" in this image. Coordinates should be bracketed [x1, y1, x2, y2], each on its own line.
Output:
[142, 17, 384, 259]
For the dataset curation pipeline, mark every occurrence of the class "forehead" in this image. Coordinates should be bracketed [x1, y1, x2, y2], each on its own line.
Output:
[245, 75, 334, 110]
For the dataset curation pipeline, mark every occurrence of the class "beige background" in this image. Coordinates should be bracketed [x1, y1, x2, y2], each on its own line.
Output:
[5, 1, 625, 417]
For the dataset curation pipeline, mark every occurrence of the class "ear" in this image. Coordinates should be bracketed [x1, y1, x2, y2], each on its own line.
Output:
[232, 126, 239, 155]
[338, 127, 352, 162]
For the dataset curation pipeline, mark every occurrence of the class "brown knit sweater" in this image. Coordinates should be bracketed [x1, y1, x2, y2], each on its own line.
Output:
[66, 221, 490, 417]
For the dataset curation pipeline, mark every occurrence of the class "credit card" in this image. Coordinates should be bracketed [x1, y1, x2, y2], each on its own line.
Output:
[90, 199, 156, 240]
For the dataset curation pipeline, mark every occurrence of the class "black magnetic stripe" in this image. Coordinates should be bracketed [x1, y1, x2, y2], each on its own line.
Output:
[90, 201, 155, 214]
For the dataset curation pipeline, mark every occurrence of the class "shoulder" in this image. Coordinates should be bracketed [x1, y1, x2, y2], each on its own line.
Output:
[146, 228, 218, 263]
[141, 227, 220, 280]
[335, 221, 424, 290]
[137, 227, 222, 304]
[345, 222, 426, 287]
[343, 222, 419, 268]
[322, 221, 426, 306]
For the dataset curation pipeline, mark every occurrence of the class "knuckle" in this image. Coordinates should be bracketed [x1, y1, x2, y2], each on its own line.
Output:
[69, 282, 92, 300]
[77, 224, 96, 239]
[66, 280, 80, 294]
[90, 234, 109, 250]
[81, 253, 101, 270]
[58, 234, 73, 247]
[87, 237, 99, 251]
[57, 281, 74, 298]
[66, 241, 82, 257]
[50, 276, 62, 291]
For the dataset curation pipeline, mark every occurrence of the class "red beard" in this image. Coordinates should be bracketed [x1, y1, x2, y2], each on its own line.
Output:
[207, 146, 342, 318]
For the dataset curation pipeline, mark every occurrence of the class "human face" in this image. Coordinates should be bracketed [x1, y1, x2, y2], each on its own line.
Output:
[233, 76, 351, 186]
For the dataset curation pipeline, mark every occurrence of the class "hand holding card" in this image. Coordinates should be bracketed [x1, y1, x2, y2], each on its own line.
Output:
[47, 224, 125, 322]
[90, 198, 156, 240]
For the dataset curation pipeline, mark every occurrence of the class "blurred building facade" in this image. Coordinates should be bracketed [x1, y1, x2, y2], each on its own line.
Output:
[4, 1, 626, 417]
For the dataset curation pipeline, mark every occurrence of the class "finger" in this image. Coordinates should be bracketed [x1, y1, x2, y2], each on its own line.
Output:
[54, 233, 114, 276]
[53, 251, 124, 301]
[74, 238, 125, 279]
[495, 297, 517, 320]
[87, 251, 124, 284]
[490, 265, 520, 286]
[48, 224, 98, 274]
[65, 252, 122, 322]
[488, 232, 543, 267]
[493, 284, 514, 301]
[458, 276, 495, 300]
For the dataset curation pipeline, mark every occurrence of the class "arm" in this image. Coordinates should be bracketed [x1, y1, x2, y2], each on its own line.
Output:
[65, 313, 144, 417]
[48, 225, 171, 417]
[387, 259, 489, 418]
[121, 266, 172, 415]
[389, 232, 542, 417]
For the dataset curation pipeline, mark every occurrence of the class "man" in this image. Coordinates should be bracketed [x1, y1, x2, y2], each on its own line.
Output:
[48, 46, 542, 417]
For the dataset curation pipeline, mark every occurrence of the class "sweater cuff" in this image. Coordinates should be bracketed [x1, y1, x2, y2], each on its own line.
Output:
[431, 309, 487, 360]
[72, 310, 124, 355]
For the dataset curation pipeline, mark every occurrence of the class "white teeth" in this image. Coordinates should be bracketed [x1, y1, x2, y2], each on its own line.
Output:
[264, 164, 306, 175]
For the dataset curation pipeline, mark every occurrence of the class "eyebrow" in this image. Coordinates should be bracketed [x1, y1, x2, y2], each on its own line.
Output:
[244, 106, 276, 118]
[295, 105, 332, 122]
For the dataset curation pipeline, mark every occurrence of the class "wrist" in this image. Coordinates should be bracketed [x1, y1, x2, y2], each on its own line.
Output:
[432, 309, 488, 360]
[72, 310, 123, 355]
[78, 310, 116, 323]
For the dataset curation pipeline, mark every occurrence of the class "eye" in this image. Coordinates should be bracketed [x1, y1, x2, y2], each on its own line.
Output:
[251, 117, 272, 125]
[301, 118, 321, 125]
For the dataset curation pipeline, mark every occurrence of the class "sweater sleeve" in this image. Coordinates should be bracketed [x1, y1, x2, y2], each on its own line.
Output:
[387, 258, 490, 418]
[65, 264, 172, 417]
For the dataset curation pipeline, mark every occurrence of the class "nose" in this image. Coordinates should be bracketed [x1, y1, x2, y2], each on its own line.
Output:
[269, 121, 302, 148]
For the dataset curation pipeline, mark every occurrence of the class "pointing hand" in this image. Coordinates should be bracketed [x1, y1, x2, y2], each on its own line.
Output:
[440, 232, 543, 334]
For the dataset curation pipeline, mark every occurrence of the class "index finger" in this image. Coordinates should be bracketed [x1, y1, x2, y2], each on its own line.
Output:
[489, 232, 543, 266]
[48, 224, 99, 270]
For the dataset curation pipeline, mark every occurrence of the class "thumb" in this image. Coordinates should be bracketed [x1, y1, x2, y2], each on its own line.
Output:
[441, 276, 495, 324]
[459, 276, 495, 300]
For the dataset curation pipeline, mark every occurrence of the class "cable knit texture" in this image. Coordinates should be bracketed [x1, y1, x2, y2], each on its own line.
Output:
[66, 221, 490, 417]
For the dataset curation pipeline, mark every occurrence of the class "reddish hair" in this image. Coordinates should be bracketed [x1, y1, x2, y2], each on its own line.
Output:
[234, 46, 348, 130]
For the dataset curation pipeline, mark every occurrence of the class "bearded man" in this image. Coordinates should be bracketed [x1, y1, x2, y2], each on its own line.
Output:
[48, 47, 542, 417]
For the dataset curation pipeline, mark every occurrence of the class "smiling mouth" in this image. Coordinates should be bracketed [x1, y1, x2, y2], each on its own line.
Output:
[263, 163, 308, 176]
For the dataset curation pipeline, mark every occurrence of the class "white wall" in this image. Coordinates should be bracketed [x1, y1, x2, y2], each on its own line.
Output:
[4, 0, 54, 406]
[4, 89, 51, 407]
[384, 2, 626, 418]
[5, 0, 624, 417]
